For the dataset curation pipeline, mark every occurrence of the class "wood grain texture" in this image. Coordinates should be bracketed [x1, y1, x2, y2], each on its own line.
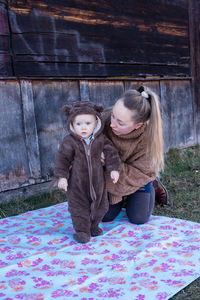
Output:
[32, 80, 80, 178]
[0, 80, 30, 191]
[87, 80, 124, 107]
[0, 77, 197, 199]
[20, 80, 41, 178]
[7, 0, 190, 77]
[0, 54, 12, 75]
[160, 80, 195, 151]
[189, 0, 200, 143]
[0, 5, 12, 75]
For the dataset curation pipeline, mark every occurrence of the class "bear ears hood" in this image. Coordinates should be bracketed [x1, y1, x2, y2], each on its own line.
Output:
[61, 101, 104, 133]
[62, 101, 104, 117]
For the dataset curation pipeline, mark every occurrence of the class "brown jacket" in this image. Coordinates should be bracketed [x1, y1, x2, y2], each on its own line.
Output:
[54, 102, 121, 221]
[103, 111, 156, 204]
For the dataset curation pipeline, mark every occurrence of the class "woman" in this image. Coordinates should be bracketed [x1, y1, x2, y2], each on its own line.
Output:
[102, 86, 168, 225]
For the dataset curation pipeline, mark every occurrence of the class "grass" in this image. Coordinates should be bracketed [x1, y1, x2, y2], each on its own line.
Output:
[0, 145, 200, 299]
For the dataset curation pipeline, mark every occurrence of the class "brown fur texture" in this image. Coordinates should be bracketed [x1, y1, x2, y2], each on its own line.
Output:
[103, 111, 156, 204]
[54, 101, 121, 243]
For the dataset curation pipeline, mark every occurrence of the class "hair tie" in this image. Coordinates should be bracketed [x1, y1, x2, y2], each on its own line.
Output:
[141, 91, 149, 99]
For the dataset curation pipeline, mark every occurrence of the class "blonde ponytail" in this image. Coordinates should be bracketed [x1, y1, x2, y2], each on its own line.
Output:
[144, 87, 164, 175]
[122, 87, 164, 175]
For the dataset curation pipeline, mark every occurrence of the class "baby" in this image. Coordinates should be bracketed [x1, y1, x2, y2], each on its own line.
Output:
[54, 101, 121, 243]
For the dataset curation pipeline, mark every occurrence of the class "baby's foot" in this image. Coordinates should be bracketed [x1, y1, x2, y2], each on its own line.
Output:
[91, 226, 103, 237]
[73, 232, 90, 244]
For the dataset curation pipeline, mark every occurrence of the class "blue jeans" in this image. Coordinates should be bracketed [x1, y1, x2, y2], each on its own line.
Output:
[102, 182, 155, 224]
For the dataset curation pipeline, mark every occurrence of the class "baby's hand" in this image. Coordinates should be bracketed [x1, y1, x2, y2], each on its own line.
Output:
[58, 178, 68, 192]
[110, 170, 119, 184]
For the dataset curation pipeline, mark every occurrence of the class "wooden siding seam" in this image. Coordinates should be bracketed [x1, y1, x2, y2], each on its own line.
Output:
[79, 80, 90, 101]
[0, 76, 193, 81]
[6, 4, 15, 76]
[20, 80, 41, 179]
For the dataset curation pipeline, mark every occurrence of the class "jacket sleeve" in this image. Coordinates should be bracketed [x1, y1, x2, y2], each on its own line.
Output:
[54, 136, 75, 179]
[105, 149, 156, 197]
[103, 135, 121, 172]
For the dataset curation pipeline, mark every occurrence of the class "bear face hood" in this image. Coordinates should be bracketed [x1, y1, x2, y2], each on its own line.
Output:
[61, 101, 104, 138]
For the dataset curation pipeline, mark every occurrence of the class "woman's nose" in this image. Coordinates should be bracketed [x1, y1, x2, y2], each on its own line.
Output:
[111, 119, 116, 128]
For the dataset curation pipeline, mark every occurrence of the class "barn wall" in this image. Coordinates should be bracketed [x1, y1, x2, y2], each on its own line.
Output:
[1, 0, 190, 77]
[0, 78, 195, 202]
[0, 0, 199, 201]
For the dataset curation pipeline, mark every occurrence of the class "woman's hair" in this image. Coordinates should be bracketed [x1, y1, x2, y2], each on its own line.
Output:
[119, 86, 164, 174]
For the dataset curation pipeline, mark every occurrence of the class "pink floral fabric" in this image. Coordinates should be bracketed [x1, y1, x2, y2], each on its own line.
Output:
[0, 202, 199, 300]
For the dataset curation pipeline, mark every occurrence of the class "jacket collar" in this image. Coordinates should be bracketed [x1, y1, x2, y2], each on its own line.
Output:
[108, 122, 146, 140]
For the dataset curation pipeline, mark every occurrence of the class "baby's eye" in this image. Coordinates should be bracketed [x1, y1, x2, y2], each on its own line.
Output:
[76, 122, 81, 126]
[86, 122, 91, 125]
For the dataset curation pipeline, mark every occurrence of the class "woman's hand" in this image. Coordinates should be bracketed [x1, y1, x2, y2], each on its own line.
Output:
[110, 170, 119, 184]
[58, 178, 68, 192]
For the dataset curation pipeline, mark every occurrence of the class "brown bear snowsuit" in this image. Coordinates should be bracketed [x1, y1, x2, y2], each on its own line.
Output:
[54, 101, 121, 243]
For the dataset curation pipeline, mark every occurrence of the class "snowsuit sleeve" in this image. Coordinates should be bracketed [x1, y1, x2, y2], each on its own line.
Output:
[103, 135, 121, 173]
[54, 136, 75, 179]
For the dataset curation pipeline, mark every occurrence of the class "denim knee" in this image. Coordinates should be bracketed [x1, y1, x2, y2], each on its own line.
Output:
[127, 213, 149, 225]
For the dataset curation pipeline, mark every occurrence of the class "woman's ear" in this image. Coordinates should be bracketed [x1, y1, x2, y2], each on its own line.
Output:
[135, 122, 143, 130]
[61, 105, 71, 116]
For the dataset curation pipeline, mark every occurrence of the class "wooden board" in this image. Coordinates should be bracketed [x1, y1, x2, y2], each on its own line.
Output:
[0, 5, 12, 76]
[189, 0, 200, 144]
[160, 80, 195, 151]
[86, 80, 124, 107]
[32, 80, 80, 178]
[7, 0, 190, 77]
[0, 80, 30, 191]
[0, 77, 197, 200]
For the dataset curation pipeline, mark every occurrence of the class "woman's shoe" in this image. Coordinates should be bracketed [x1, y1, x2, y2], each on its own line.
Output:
[153, 177, 169, 206]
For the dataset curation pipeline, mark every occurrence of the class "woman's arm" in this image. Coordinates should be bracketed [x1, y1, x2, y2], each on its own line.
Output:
[105, 153, 156, 197]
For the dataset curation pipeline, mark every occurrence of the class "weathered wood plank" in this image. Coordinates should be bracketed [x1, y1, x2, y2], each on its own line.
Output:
[189, 0, 200, 143]
[0, 54, 12, 76]
[8, 0, 190, 77]
[160, 80, 195, 151]
[0, 5, 12, 76]
[79, 80, 90, 101]
[11, 32, 189, 65]
[13, 61, 189, 77]
[20, 80, 41, 178]
[0, 5, 9, 35]
[0, 36, 10, 53]
[87, 81, 124, 107]
[0, 77, 197, 201]
[125, 81, 160, 96]
[32, 80, 80, 178]
[0, 181, 51, 204]
[0, 80, 30, 191]
[0, 1, 7, 6]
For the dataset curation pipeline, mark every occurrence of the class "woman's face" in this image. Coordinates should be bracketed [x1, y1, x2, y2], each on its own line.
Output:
[110, 100, 142, 135]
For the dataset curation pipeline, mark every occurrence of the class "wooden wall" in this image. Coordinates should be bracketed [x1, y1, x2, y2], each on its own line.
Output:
[0, 78, 195, 201]
[1, 0, 190, 77]
[0, 0, 200, 201]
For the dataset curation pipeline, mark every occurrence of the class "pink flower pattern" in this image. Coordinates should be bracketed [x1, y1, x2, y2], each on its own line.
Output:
[0, 202, 199, 299]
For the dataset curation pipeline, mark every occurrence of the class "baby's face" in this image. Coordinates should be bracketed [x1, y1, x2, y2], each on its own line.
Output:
[73, 114, 97, 139]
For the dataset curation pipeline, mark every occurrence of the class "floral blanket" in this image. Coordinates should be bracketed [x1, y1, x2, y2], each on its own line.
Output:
[0, 202, 199, 300]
